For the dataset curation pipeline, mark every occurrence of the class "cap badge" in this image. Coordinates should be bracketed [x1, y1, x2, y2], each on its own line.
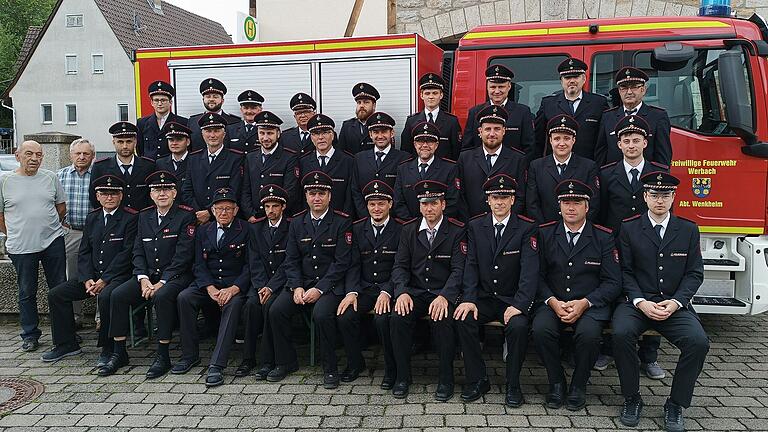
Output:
[314, 173, 319, 181]
[269, 186, 274, 193]
[158, 82, 162, 87]
[499, 177, 505, 184]
[373, 182, 379, 189]
[160, 172, 165, 179]
[569, 59, 573, 65]
[209, 114, 214, 120]
[424, 183, 428, 189]
[359, 84, 364, 89]
[629, 117, 634, 123]
[561, 117, 566, 124]
[209, 79, 213, 84]
[626, 69, 631, 76]
[492, 107, 497, 113]
[107, 177, 112, 184]
[568, 182, 574, 190]
[377, 114, 381, 119]
[657, 173, 663, 181]
[495, 66, 499, 72]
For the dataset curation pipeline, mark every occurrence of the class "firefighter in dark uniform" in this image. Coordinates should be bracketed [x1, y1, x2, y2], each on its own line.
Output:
[174, 188, 250, 386]
[389, 180, 466, 401]
[338, 83, 379, 154]
[181, 113, 244, 225]
[338, 180, 402, 386]
[235, 185, 291, 379]
[188, 78, 241, 152]
[612, 172, 707, 432]
[532, 179, 621, 411]
[137, 80, 188, 160]
[227, 90, 264, 154]
[101, 171, 196, 378]
[455, 174, 538, 406]
[401, 73, 462, 160]
[526, 114, 600, 223]
[393, 122, 461, 220]
[268, 171, 353, 388]
[42, 175, 137, 364]
[298, 114, 355, 216]
[90, 122, 156, 211]
[280, 92, 317, 156]
[595, 67, 672, 166]
[595, 115, 668, 376]
[156, 122, 191, 188]
[350, 112, 410, 218]
[534, 58, 608, 160]
[241, 111, 299, 221]
[458, 105, 527, 218]
[461, 65, 535, 161]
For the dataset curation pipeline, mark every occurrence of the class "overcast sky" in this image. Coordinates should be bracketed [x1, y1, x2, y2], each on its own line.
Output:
[166, 0, 249, 38]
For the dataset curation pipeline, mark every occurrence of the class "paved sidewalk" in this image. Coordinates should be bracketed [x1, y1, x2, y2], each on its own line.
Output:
[0, 313, 766, 431]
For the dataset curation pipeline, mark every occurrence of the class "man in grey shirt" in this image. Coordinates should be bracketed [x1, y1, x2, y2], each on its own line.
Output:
[0, 140, 67, 351]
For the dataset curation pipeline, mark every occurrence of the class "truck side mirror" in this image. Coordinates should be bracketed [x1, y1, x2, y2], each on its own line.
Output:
[717, 48, 756, 145]
[652, 43, 695, 71]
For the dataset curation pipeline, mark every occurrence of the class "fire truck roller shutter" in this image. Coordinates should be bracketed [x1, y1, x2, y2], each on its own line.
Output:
[319, 57, 414, 149]
[170, 62, 314, 123]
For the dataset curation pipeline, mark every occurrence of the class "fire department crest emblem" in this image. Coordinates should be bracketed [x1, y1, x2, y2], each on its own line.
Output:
[692, 178, 711, 198]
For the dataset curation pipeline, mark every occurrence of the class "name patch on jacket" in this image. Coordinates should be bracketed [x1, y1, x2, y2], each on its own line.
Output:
[671, 252, 688, 257]
[584, 260, 601, 266]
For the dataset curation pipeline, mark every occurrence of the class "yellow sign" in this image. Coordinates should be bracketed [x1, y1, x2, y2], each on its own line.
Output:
[244, 16, 257, 42]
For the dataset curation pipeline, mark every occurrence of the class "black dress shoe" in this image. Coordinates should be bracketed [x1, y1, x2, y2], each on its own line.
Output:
[21, 339, 39, 352]
[171, 357, 201, 374]
[254, 365, 272, 381]
[566, 386, 586, 411]
[323, 372, 340, 389]
[545, 382, 566, 409]
[146, 354, 172, 379]
[434, 382, 454, 402]
[392, 381, 410, 399]
[460, 377, 490, 402]
[234, 359, 256, 377]
[664, 399, 685, 432]
[380, 374, 396, 390]
[266, 363, 298, 382]
[97, 353, 129, 376]
[619, 394, 644, 427]
[206, 366, 225, 387]
[340, 364, 365, 383]
[96, 351, 112, 368]
[505, 384, 524, 407]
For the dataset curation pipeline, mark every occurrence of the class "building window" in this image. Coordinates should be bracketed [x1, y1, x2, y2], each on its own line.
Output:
[65, 14, 83, 27]
[117, 103, 129, 121]
[41, 104, 53, 124]
[66, 104, 77, 125]
[65, 54, 78, 74]
[92, 54, 104, 74]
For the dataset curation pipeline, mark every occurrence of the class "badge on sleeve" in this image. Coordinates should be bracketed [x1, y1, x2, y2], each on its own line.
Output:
[345, 231, 352, 245]
[460, 241, 467, 255]
[187, 225, 195, 238]
[530, 236, 538, 251]
[613, 248, 620, 263]
[294, 166, 300, 178]
[455, 178, 461, 190]
[594, 176, 600, 190]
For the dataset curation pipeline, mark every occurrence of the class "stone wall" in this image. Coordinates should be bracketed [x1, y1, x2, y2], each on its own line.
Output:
[397, 0, 768, 41]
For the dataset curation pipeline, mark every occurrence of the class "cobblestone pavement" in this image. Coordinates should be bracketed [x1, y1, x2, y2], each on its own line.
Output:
[0, 313, 766, 431]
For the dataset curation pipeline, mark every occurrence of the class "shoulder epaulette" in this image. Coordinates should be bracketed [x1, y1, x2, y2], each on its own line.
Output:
[94, 156, 111, 163]
[448, 217, 465, 227]
[593, 223, 613, 234]
[539, 220, 558, 228]
[89, 207, 103, 213]
[622, 214, 642, 222]
[470, 212, 488, 221]
[123, 207, 138, 214]
[140, 205, 157, 212]
[282, 147, 297, 154]
[292, 209, 308, 218]
[342, 149, 355, 158]
[353, 217, 368, 224]
[647, 104, 665, 111]
[650, 161, 670, 170]
[601, 160, 619, 170]
[440, 157, 456, 164]
[189, 148, 204, 155]
[604, 105, 620, 113]
[402, 217, 419, 225]
[228, 148, 244, 155]
[334, 210, 349, 218]
[676, 215, 697, 225]
[541, 93, 557, 100]
[394, 218, 408, 224]
[252, 216, 267, 223]
[139, 156, 154, 163]
[517, 214, 535, 223]
[400, 157, 415, 165]
[300, 151, 315, 159]
[443, 111, 458, 118]
[509, 146, 525, 156]
[178, 204, 194, 212]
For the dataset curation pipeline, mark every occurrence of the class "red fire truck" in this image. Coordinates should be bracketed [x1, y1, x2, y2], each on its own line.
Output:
[133, 14, 768, 316]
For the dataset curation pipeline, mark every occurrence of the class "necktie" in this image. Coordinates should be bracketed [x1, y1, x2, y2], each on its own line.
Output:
[312, 218, 322, 229]
[569, 97, 581, 114]
[427, 112, 435, 124]
[217, 226, 227, 247]
[245, 124, 252, 134]
[375, 151, 385, 169]
[269, 226, 277, 241]
[373, 224, 383, 238]
[630, 168, 640, 189]
[427, 228, 436, 245]
[104, 213, 111, 227]
[301, 131, 309, 144]
[557, 163, 567, 176]
[158, 214, 164, 226]
[567, 231, 578, 249]
[121, 164, 131, 178]
[209, 154, 216, 165]
[486, 154, 494, 171]
[262, 153, 268, 165]
[319, 155, 327, 168]
[419, 163, 428, 179]
[654, 224, 663, 240]
[625, 108, 637, 116]
[494, 223, 504, 247]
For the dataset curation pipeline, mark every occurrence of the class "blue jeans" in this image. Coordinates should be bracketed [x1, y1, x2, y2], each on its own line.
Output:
[9, 236, 66, 341]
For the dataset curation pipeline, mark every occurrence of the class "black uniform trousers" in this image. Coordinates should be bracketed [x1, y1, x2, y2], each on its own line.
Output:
[612, 303, 709, 407]
[177, 285, 245, 368]
[456, 296, 529, 386]
[48, 278, 124, 350]
[337, 290, 378, 371]
[241, 293, 276, 366]
[270, 289, 342, 373]
[373, 303, 396, 378]
[390, 292, 456, 385]
[109, 275, 192, 341]
[532, 306, 603, 390]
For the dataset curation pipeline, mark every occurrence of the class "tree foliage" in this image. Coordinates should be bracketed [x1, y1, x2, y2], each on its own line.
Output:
[0, 0, 57, 95]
